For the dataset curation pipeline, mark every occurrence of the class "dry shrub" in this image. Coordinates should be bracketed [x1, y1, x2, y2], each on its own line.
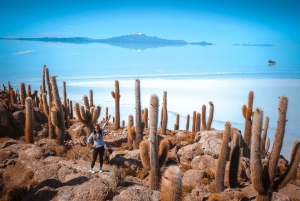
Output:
[208, 193, 223, 201]
[65, 145, 91, 161]
[46, 140, 67, 157]
[187, 132, 196, 144]
[120, 142, 133, 150]
[179, 163, 193, 173]
[236, 192, 248, 200]
[0, 137, 11, 143]
[239, 162, 245, 169]
[205, 169, 215, 180]
[116, 147, 126, 151]
[25, 170, 34, 180]
[29, 179, 38, 187]
[182, 184, 195, 197]
[136, 168, 149, 179]
[19, 136, 26, 142]
[112, 165, 126, 187]
[201, 178, 210, 185]
[121, 167, 132, 176]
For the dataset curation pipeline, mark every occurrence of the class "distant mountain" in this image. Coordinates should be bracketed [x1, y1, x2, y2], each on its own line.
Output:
[232, 43, 274, 47]
[1, 33, 214, 50]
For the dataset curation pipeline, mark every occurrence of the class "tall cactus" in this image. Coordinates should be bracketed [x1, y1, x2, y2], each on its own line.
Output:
[229, 130, 240, 188]
[50, 76, 65, 145]
[139, 94, 169, 190]
[161, 91, 168, 135]
[201, 102, 214, 131]
[62, 81, 70, 129]
[20, 82, 26, 105]
[261, 116, 269, 158]
[160, 166, 183, 201]
[134, 79, 142, 149]
[186, 114, 190, 131]
[242, 91, 254, 157]
[44, 66, 54, 139]
[149, 94, 160, 190]
[25, 97, 34, 143]
[195, 112, 201, 132]
[111, 80, 120, 130]
[175, 114, 180, 130]
[250, 96, 300, 201]
[142, 108, 148, 128]
[192, 111, 196, 132]
[215, 122, 231, 193]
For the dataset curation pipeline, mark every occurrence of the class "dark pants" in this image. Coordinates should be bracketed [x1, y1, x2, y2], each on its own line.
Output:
[91, 146, 105, 169]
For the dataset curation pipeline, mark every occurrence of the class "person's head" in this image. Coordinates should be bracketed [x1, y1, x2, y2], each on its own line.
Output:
[94, 125, 100, 134]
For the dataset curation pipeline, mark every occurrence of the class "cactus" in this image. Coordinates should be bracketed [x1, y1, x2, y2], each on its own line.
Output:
[134, 79, 142, 149]
[192, 111, 196, 132]
[122, 120, 125, 127]
[201, 102, 214, 131]
[186, 114, 190, 131]
[242, 91, 254, 157]
[160, 165, 183, 201]
[161, 91, 168, 135]
[149, 94, 160, 190]
[215, 122, 231, 193]
[111, 80, 120, 130]
[260, 116, 269, 158]
[106, 107, 108, 120]
[27, 85, 31, 98]
[250, 96, 300, 201]
[139, 94, 169, 190]
[25, 97, 34, 143]
[142, 108, 148, 128]
[10, 90, 16, 105]
[44, 66, 54, 139]
[62, 81, 70, 129]
[175, 114, 179, 130]
[195, 112, 201, 132]
[50, 76, 66, 145]
[89, 89, 94, 107]
[74, 98, 100, 135]
[20, 82, 26, 105]
[229, 130, 240, 188]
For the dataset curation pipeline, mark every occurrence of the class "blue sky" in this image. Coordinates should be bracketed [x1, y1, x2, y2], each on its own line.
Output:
[1, 0, 300, 45]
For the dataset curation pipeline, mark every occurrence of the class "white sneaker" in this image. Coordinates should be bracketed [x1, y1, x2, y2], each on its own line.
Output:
[89, 169, 95, 173]
[99, 168, 103, 173]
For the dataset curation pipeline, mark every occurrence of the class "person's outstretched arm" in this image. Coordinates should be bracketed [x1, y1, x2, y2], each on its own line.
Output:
[101, 115, 111, 130]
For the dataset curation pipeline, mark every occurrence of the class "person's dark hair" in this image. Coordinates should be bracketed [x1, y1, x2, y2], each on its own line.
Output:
[93, 125, 102, 140]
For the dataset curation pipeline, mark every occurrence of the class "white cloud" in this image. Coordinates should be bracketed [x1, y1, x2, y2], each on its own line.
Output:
[12, 50, 34, 55]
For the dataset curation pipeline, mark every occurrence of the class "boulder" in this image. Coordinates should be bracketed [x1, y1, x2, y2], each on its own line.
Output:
[182, 169, 205, 187]
[177, 142, 203, 165]
[113, 185, 160, 201]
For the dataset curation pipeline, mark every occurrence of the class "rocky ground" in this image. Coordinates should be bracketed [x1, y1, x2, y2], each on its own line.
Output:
[0, 88, 300, 201]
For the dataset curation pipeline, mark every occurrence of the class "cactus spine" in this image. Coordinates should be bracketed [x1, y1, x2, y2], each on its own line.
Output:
[25, 97, 34, 143]
[195, 112, 201, 132]
[160, 166, 183, 201]
[251, 96, 300, 201]
[134, 79, 142, 149]
[111, 80, 120, 130]
[186, 114, 190, 131]
[243, 91, 254, 157]
[50, 76, 65, 145]
[161, 91, 168, 135]
[215, 122, 231, 193]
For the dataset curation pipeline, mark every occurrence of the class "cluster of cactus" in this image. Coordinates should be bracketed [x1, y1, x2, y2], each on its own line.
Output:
[139, 94, 169, 190]
[74, 92, 101, 135]
[242, 91, 254, 157]
[201, 101, 214, 131]
[250, 96, 300, 201]
[111, 80, 120, 130]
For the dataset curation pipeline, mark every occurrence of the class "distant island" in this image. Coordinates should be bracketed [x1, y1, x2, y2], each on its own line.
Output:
[0, 32, 214, 50]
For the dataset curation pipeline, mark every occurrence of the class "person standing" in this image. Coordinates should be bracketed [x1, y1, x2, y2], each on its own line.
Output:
[87, 115, 111, 173]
